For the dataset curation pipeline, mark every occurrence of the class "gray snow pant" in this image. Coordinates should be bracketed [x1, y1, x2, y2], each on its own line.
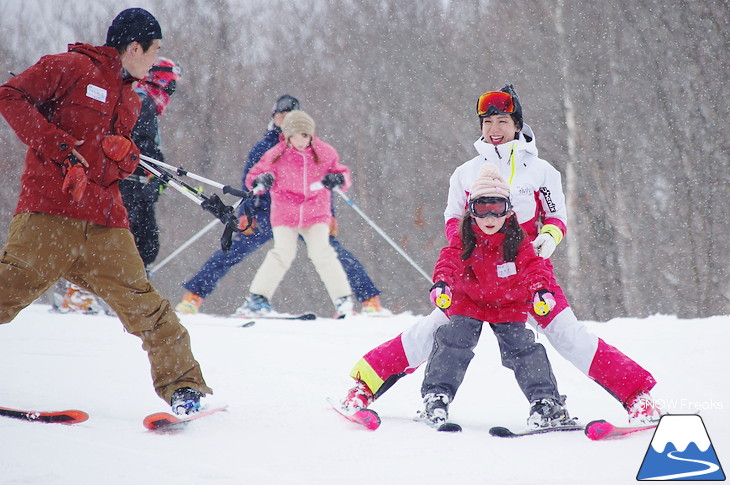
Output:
[421, 314, 561, 403]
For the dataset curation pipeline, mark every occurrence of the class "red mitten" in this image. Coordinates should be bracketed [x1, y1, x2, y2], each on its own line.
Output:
[101, 135, 132, 161]
[62, 163, 88, 202]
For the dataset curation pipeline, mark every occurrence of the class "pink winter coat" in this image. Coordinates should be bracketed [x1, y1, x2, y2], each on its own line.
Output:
[245, 136, 352, 228]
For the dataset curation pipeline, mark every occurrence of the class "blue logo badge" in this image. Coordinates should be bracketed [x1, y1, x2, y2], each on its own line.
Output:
[637, 414, 725, 481]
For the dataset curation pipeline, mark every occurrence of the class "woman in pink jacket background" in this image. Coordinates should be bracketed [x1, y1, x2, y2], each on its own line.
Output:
[242, 110, 355, 318]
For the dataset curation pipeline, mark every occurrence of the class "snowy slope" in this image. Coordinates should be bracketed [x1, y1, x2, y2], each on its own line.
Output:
[0, 304, 727, 484]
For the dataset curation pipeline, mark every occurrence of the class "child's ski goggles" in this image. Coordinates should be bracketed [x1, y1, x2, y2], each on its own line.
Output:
[469, 197, 512, 218]
[476, 91, 515, 117]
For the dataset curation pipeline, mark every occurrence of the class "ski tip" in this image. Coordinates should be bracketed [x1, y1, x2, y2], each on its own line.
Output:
[585, 419, 614, 440]
[354, 409, 381, 430]
[437, 422, 462, 432]
[143, 412, 179, 430]
[239, 321, 256, 328]
[489, 426, 517, 438]
[63, 410, 90, 424]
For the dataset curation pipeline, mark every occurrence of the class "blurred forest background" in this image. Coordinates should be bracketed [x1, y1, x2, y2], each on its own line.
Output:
[0, 0, 727, 320]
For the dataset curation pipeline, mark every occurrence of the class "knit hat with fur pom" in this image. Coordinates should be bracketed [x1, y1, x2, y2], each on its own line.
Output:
[470, 163, 511, 199]
[282, 110, 315, 138]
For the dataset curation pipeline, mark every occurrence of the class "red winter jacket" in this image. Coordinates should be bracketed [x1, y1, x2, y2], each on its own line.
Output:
[0, 43, 141, 228]
[433, 223, 553, 323]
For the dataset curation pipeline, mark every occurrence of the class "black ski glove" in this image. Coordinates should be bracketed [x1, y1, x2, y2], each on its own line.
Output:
[254, 173, 274, 190]
[321, 173, 345, 190]
[139, 178, 162, 203]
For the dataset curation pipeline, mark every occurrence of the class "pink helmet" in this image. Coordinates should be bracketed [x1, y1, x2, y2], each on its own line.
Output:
[146, 57, 181, 95]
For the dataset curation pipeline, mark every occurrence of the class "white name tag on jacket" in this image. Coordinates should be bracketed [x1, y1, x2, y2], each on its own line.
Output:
[497, 262, 517, 278]
[86, 84, 107, 103]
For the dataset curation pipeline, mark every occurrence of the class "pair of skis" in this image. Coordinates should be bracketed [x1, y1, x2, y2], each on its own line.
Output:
[0, 405, 227, 431]
[327, 401, 656, 440]
[488, 419, 657, 439]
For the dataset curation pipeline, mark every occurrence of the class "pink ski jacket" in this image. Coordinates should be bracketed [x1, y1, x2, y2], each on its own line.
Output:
[245, 136, 352, 228]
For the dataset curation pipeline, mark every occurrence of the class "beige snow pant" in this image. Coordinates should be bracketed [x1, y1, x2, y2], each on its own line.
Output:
[0, 212, 212, 403]
[250, 223, 352, 304]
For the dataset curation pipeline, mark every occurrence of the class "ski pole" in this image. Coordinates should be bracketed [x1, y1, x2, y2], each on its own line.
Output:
[333, 188, 432, 283]
[147, 218, 219, 278]
[140, 155, 248, 198]
[139, 159, 205, 206]
[147, 185, 265, 277]
[139, 159, 248, 251]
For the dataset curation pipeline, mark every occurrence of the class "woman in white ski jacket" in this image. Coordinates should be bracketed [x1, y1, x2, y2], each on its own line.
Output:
[339, 85, 660, 424]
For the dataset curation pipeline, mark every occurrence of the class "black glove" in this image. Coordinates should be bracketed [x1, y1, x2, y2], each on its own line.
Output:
[254, 173, 274, 190]
[139, 178, 162, 203]
[321, 173, 345, 190]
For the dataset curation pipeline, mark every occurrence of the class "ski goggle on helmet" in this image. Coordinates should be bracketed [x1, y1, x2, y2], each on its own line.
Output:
[469, 196, 512, 218]
[476, 90, 516, 117]
[147, 58, 182, 96]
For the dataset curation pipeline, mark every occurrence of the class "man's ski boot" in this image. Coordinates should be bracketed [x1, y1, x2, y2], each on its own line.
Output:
[175, 291, 204, 315]
[333, 295, 354, 319]
[52, 282, 103, 315]
[527, 396, 578, 428]
[361, 295, 392, 317]
[234, 293, 273, 317]
[171, 387, 202, 415]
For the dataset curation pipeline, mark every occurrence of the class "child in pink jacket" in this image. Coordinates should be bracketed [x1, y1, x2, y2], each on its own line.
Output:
[241, 111, 354, 318]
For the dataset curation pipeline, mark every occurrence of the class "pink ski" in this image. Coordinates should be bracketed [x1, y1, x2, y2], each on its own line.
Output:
[328, 398, 380, 430]
[584, 419, 657, 441]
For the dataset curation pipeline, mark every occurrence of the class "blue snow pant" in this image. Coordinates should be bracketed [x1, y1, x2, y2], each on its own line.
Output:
[182, 207, 380, 302]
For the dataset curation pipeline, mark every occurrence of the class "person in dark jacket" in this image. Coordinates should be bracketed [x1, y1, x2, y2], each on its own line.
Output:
[175, 95, 390, 316]
[120, 57, 181, 268]
[0, 8, 211, 414]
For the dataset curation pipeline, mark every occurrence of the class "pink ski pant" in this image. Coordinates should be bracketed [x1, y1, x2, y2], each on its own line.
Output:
[351, 291, 656, 406]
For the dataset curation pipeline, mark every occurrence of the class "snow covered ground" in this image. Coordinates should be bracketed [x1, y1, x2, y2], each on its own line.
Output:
[1, 304, 727, 484]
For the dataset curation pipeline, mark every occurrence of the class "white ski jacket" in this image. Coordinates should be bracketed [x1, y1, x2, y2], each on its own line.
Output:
[443, 123, 567, 244]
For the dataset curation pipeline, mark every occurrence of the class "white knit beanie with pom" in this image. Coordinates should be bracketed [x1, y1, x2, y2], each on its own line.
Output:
[470, 163, 510, 199]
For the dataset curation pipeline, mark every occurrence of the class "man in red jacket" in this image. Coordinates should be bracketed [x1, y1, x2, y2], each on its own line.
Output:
[0, 8, 211, 415]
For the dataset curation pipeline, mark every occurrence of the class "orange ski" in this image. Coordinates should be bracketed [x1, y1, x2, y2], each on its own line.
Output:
[143, 405, 228, 431]
[0, 406, 88, 424]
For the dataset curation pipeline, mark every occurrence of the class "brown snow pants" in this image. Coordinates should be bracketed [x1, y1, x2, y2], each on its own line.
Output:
[0, 212, 212, 403]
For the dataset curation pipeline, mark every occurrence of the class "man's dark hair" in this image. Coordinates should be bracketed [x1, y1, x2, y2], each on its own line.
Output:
[109, 39, 156, 56]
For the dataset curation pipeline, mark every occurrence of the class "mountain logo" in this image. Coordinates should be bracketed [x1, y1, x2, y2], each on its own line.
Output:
[637, 414, 725, 481]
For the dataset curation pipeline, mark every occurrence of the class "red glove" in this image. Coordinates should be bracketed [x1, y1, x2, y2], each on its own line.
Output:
[61, 154, 87, 202]
[101, 135, 132, 161]
[102, 135, 139, 177]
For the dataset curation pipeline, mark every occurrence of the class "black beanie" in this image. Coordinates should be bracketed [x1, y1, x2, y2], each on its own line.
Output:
[272, 94, 300, 115]
[106, 8, 162, 47]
